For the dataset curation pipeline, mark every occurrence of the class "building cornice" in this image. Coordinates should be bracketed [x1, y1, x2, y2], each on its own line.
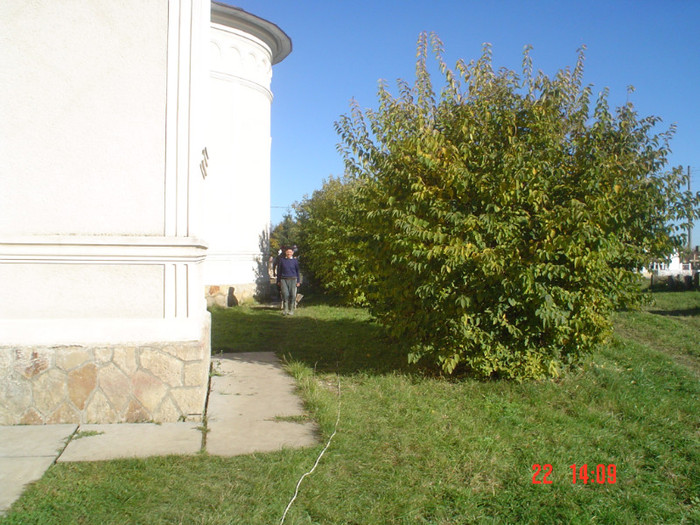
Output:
[211, 2, 292, 64]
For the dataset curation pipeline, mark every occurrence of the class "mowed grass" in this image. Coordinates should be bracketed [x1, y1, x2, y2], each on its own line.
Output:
[2, 293, 698, 524]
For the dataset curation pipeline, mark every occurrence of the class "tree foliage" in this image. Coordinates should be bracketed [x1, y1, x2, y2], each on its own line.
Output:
[301, 33, 700, 379]
[270, 212, 300, 254]
[294, 176, 372, 304]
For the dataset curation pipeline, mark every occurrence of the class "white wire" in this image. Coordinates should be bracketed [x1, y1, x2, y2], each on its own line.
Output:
[279, 375, 341, 525]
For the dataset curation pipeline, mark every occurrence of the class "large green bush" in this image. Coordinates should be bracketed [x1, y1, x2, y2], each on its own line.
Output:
[294, 176, 373, 304]
[304, 34, 699, 379]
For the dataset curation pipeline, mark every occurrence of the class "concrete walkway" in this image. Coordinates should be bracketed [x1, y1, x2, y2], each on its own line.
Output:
[0, 352, 318, 515]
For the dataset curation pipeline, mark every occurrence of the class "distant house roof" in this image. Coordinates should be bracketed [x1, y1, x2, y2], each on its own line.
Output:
[211, 2, 292, 64]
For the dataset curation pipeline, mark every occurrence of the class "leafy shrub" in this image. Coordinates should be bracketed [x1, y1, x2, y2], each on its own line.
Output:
[304, 34, 699, 380]
[295, 176, 373, 304]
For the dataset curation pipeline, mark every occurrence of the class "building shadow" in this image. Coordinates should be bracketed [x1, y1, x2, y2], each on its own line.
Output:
[253, 228, 278, 303]
[209, 305, 422, 377]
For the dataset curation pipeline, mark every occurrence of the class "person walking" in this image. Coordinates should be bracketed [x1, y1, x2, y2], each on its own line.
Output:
[276, 247, 300, 316]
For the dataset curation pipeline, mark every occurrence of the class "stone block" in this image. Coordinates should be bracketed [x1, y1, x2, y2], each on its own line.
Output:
[153, 395, 182, 422]
[123, 399, 151, 423]
[2, 375, 32, 417]
[99, 363, 131, 412]
[94, 347, 114, 364]
[183, 361, 208, 387]
[85, 389, 119, 423]
[131, 369, 168, 414]
[0, 348, 13, 371]
[171, 387, 206, 416]
[47, 402, 79, 424]
[233, 283, 256, 302]
[15, 348, 51, 379]
[214, 294, 227, 308]
[113, 346, 138, 376]
[140, 349, 183, 387]
[56, 348, 91, 371]
[33, 369, 67, 416]
[162, 343, 205, 362]
[68, 363, 97, 410]
[19, 407, 44, 425]
[0, 405, 14, 426]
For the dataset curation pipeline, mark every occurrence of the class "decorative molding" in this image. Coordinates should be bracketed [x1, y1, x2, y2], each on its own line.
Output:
[0, 316, 207, 346]
[165, 0, 208, 238]
[205, 250, 265, 261]
[209, 71, 273, 100]
[210, 30, 273, 87]
[0, 236, 208, 264]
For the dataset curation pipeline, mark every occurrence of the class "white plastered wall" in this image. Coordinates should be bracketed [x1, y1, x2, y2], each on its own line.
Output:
[0, 0, 212, 424]
[0, 0, 167, 236]
[0, 0, 211, 345]
[204, 22, 274, 297]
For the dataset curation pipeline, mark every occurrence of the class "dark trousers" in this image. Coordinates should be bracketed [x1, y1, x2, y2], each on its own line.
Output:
[280, 278, 297, 312]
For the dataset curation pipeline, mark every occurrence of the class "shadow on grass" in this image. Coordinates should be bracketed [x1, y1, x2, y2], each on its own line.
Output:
[286, 292, 349, 308]
[648, 307, 700, 317]
[209, 305, 420, 376]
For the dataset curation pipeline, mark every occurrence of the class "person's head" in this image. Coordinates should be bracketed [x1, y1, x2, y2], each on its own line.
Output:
[285, 248, 294, 258]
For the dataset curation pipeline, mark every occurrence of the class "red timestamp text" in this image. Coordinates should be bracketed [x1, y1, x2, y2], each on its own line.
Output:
[532, 464, 617, 484]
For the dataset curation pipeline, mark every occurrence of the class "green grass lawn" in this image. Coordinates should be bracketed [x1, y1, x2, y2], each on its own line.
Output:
[2, 292, 698, 524]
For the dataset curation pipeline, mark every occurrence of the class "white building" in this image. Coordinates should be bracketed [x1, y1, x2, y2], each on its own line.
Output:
[205, 3, 291, 306]
[647, 252, 693, 277]
[0, 1, 290, 425]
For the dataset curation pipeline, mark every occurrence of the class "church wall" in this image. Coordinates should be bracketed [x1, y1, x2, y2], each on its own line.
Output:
[203, 11, 287, 303]
[0, 0, 212, 425]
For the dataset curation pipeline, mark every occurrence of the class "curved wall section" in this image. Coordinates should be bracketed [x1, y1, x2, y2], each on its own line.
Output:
[204, 4, 291, 303]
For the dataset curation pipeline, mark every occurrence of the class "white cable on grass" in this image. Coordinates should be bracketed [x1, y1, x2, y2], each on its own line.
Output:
[279, 375, 341, 525]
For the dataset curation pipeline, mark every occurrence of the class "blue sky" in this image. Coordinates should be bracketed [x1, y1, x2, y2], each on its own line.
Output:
[226, 0, 700, 245]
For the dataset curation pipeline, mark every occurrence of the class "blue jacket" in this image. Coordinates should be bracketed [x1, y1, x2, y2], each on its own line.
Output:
[277, 257, 300, 283]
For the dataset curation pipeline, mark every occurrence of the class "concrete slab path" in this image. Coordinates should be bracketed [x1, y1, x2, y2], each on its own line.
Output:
[58, 422, 203, 462]
[0, 424, 77, 513]
[206, 352, 318, 456]
[0, 351, 318, 516]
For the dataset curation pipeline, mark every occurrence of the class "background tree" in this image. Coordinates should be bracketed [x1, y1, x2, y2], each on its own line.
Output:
[321, 33, 699, 379]
[294, 175, 373, 304]
[269, 212, 300, 254]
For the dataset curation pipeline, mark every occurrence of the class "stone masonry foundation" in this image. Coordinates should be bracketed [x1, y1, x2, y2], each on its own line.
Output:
[205, 284, 256, 308]
[0, 318, 211, 425]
